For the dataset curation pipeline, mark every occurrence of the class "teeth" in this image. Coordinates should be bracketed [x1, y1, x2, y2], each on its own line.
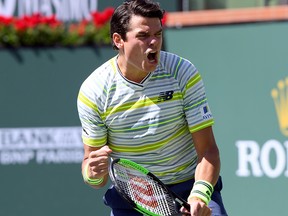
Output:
[146, 50, 156, 56]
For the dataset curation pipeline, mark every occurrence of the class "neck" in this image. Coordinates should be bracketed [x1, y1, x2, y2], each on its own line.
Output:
[117, 56, 150, 84]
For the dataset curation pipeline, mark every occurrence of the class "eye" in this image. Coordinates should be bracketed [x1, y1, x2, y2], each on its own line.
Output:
[155, 32, 162, 37]
[137, 33, 148, 39]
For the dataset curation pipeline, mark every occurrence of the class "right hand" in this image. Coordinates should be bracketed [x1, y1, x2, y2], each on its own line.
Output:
[86, 145, 112, 179]
[181, 197, 212, 216]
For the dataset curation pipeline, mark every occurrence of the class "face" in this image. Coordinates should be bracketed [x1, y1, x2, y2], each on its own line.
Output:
[114, 15, 163, 79]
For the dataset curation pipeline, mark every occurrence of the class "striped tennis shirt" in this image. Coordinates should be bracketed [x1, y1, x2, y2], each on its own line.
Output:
[77, 51, 214, 184]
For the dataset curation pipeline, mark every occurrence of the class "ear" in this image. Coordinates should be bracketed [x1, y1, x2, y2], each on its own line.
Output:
[112, 33, 124, 49]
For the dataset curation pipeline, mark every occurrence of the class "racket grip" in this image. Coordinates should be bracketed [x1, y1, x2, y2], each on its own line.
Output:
[174, 197, 190, 212]
[182, 201, 191, 212]
[170, 213, 191, 216]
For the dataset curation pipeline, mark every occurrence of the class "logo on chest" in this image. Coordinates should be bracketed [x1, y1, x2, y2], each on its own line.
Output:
[157, 91, 174, 102]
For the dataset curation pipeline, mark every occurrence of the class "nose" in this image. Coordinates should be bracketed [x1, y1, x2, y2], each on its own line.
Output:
[149, 36, 161, 47]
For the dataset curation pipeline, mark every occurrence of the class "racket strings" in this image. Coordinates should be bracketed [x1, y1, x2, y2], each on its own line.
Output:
[114, 163, 177, 216]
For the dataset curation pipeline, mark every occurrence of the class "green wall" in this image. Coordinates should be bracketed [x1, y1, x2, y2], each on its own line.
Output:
[0, 47, 115, 216]
[1, 21, 288, 216]
[0, 47, 117, 127]
[165, 21, 288, 215]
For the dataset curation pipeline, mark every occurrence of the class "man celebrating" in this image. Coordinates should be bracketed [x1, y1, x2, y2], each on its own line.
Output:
[77, 0, 228, 215]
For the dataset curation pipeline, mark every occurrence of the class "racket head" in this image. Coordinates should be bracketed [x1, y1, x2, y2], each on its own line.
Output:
[109, 158, 180, 216]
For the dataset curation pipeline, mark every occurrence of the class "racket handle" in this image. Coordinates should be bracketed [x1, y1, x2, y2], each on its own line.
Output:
[173, 195, 191, 212]
[170, 213, 191, 216]
[176, 198, 190, 212]
[183, 201, 191, 212]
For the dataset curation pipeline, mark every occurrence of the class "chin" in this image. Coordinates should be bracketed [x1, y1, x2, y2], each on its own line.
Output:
[144, 66, 156, 73]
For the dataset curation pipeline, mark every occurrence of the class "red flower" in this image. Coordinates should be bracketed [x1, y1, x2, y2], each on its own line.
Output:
[162, 13, 168, 26]
[91, 7, 114, 27]
[14, 19, 27, 31]
[0, 15, 14, 25]
[78, 20, 89, 36]
[41, 14, 56, 26]
[103, 7, 114, 20]
[44, 15, 62, 28]
[0, 7, 117, 47]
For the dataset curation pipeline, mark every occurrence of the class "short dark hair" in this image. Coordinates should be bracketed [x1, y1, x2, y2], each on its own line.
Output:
[110, 0, 165, 50]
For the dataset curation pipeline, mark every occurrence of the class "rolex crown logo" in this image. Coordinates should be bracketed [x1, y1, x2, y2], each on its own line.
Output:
[271, 77, 288, 137]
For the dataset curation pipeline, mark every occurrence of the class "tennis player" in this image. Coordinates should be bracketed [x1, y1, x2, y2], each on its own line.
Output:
[77, 0, 228, 215]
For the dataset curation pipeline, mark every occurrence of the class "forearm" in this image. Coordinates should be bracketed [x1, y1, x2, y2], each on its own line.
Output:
[191, 126, 221, 186]
[187, 145, 220, 207]
[194, 144, 220, 186]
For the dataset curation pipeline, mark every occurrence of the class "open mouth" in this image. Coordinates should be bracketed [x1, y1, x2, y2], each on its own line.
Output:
[147, 51, 157, 63]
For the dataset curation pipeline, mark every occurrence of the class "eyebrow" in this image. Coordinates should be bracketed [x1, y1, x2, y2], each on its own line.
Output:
[137, 28, 163, 35]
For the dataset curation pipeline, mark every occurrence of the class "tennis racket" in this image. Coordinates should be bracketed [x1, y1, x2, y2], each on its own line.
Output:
[109, 158, 191, 216]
